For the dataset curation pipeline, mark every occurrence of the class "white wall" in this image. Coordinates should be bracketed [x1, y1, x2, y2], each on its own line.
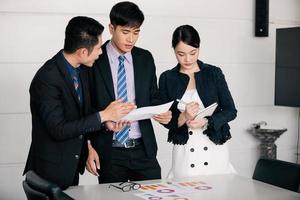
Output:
[0, 0, 300, 199]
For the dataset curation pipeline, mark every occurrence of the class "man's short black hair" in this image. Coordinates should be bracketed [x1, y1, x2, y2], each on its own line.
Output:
[64, 16, 104, 54]
[110, 1, 144, 28]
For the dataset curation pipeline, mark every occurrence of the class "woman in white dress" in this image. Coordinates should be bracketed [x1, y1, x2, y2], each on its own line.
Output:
[159, 25, 237, 178]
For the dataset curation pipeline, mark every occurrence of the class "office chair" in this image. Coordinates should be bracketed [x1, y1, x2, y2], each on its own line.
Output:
[23, 180, 50, 200]
[22, 170, 74, 200]
[253, 158, 300, 193]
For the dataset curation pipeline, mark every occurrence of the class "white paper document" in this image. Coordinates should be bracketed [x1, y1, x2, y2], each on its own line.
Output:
[121, 101, 173, 121]
[195, 102, 218, 119]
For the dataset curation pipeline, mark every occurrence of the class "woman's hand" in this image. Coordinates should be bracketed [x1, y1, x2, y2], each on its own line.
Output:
[184, 101, 199, 120]
[186, 118, 208, 129]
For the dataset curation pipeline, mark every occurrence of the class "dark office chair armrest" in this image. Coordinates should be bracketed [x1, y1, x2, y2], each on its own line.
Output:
[25, 170, 74, 200]
[23, 180, 50, 200]
[26, 170, 60, 194]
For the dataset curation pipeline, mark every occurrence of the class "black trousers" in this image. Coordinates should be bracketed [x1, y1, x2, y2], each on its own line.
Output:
[98, 144, 161, 184]
[59, 172, 78, 190]
[71, 172, 79, 186]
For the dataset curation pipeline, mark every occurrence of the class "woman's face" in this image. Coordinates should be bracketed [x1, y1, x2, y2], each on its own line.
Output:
[174, 41, 199, 70]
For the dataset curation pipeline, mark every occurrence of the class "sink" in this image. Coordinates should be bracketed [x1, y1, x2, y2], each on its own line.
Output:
[249, 128, 287, 142]
[254, 128, 287, 134]
[248, 122, 287, 159]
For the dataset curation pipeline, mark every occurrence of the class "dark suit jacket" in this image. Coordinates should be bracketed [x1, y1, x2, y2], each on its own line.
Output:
[89, 41, 160, 173]
[23, 51, 103, 189]
[159, 60, 237, 145]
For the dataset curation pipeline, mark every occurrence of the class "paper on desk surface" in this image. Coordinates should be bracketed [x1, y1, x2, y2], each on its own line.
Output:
[121, 101, 173, 121]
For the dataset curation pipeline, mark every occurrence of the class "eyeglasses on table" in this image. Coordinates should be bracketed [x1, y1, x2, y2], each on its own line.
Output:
[109, 181, 141, 192]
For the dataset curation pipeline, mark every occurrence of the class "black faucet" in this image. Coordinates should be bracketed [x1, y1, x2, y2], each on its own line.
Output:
[251, 121, 267, 129]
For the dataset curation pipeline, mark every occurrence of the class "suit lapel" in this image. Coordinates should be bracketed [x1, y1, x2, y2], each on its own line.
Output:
[195, 62, 209, 107]
[80, 68, 89, 115]
[98, 44, 115, 100]
[172, 65, 189, 100]
[177, 73, 189, 99]
[55, 51, 82, 109]
[131, 49, 143, 106]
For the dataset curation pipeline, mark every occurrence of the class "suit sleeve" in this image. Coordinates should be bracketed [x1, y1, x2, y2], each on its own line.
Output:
[210, 68, 237, 131]
[158, 72, 178, 130]
[158, 72, 189, 144]
[158, 72, 170, 104]
[148, 52, 161, 106]
[30, 76, 103, 141]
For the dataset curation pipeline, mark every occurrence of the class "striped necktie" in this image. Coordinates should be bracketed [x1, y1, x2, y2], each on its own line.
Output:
[115, 55, 130, 144]
[72, 75, 81, 103]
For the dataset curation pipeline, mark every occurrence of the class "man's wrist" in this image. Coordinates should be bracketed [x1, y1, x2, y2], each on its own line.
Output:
[99, 110, 108, 122]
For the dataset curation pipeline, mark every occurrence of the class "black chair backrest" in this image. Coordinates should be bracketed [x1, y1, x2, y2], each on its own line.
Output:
[253, 158, 300, 193]
[23, 181, 50, 200]
[23, 170, 74, 200]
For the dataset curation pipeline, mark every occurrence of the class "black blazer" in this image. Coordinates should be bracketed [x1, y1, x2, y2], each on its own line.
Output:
[159, 60, 237, 145]
[23, 51, 103, 189]
[89, 41, 160, 173]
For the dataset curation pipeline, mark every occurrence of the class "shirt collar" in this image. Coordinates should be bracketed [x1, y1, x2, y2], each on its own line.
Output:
[61, 52, 80, 77]
[107, 41, 133, 65]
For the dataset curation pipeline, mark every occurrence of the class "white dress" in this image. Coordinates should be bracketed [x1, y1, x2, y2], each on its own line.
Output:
[167, 89, 236, 179]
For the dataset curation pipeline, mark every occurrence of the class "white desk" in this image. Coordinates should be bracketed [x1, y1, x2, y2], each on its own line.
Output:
[65, 174, 300, 200]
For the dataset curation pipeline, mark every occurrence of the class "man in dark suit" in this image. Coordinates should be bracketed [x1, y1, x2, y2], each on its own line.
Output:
[86, 1, 172, 184]
[23, 16, 135, 189]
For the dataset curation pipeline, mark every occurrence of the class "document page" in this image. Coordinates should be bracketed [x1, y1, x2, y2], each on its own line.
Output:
[195, 102, 218, 119]
[121, 101, 174, 121]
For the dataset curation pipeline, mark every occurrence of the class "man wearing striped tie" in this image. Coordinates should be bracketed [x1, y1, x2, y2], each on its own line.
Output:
[86, 2, 172, 183]
[23, 16, 136, 189]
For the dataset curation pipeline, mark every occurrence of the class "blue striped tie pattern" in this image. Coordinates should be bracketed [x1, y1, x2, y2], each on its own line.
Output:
[115, 55, 130, 144]
[72, 76, 81, 102]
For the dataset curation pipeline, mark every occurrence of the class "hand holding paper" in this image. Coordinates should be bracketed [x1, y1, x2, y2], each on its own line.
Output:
[177, 99, 217, 119]
[121, 101, 174, 121]
[153, 110, 172, 124]
[187, 102, 218, 129]
[100, 100, 136, 122]
[195, 102, 218, 120]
